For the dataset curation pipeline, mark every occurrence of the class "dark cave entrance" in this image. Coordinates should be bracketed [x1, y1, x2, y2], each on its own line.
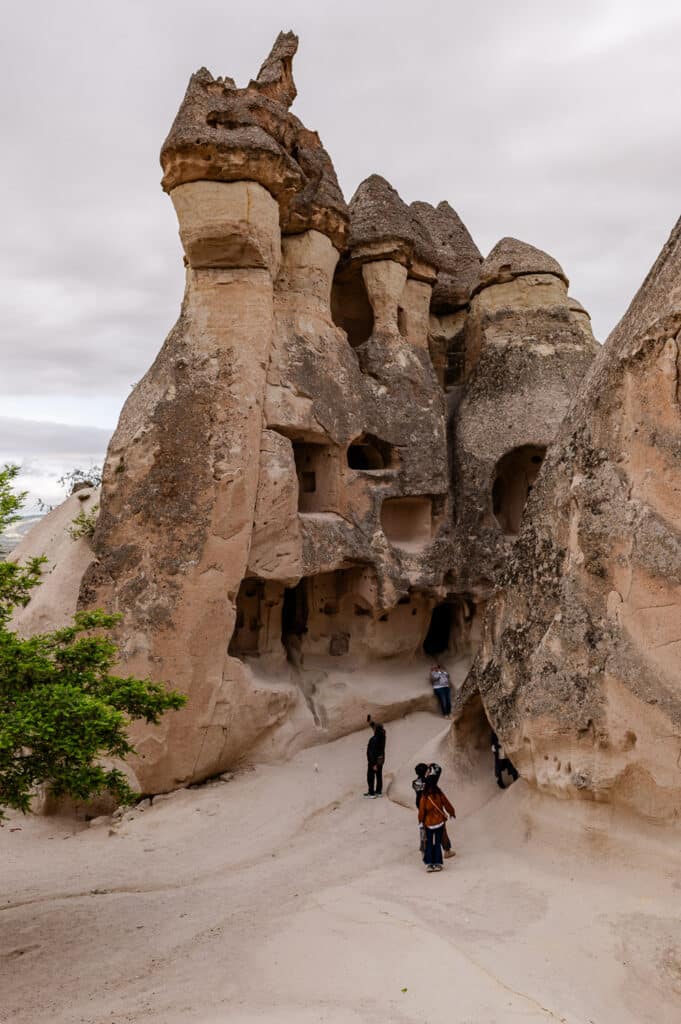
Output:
[422, 596, 478, 659]
[444, 333, 465, 389]
[423, 602, 452, 656]
[331, 265, 374, 348]
[281, 580, 308, 641]
[281, 580, 308, 664]
[492, 445, 546, 536]
[347, 434, 395, 471]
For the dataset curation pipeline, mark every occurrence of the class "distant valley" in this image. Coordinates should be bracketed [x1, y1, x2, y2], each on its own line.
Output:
[0, 515, 43, 560]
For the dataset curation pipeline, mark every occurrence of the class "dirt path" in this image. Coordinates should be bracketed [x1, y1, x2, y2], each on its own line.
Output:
[2, 712, 680, 1023]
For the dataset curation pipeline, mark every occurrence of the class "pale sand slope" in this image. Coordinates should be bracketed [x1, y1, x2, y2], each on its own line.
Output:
[1, 712, 680, 1024]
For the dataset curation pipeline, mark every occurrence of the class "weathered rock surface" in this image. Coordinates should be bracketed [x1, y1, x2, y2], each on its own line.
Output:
[465, 218, 681, 820]
[9, 489, 99, 634]
[11, 32, 601, 798]
[411, 200, 482, 311]
[161, 31, 348, 250]
[448, 239, 599, 596]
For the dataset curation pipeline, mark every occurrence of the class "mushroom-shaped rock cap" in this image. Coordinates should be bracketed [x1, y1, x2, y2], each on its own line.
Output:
[567, 296, 591, 318]
[160, 32, 349, 249]
[411, 200, 482, 310]
[347, 175, 437, 274]
[477, 237, 569, 291]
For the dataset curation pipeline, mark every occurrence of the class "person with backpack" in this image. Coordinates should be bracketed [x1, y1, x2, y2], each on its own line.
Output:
[425, 763, 455, 858]
[364, 716, 386, 797]
[418, 769, 456, 872]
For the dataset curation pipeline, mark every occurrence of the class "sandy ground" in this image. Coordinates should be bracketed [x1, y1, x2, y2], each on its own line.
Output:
[2, 711, 680, 1024]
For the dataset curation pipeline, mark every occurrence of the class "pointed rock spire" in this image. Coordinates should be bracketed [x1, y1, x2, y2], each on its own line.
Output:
[411, 200, 482, 310]
[250, 30, 299, 108]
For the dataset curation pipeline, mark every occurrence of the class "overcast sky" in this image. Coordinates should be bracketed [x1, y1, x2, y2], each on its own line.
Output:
[2, 0, 680, 509]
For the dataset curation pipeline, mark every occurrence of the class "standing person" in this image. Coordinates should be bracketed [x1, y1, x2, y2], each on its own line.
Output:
[429, 662, 452, 717]
[418, 773, 456, 872]
[364, 716, 386, 798]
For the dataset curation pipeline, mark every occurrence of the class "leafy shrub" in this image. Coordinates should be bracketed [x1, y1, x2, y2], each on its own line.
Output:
[0, 464, 186, 819]
[68, 504, 100, 541]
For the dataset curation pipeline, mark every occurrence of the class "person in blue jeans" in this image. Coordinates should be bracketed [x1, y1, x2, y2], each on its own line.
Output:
[417, 773, 456, 872]
[429, 663, 452, 716]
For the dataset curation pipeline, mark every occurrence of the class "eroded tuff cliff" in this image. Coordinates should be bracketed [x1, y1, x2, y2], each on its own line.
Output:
[13, 32, 599, 796]
[464, 219, 681, 821]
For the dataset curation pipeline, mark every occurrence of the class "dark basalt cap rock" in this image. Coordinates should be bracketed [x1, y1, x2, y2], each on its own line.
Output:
[160, 31, 349, 249]
[411, 200, 482, 311]
[346, 175, 437, 275]
[476, 237, 569, 291]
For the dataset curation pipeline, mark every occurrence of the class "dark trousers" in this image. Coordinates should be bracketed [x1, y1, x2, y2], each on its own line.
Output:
[367, 762, 383, 795]
[434, 687, 451, 716]
[423, 824, 444, 866]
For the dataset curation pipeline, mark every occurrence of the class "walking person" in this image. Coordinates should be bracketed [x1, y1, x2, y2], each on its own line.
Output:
[418, 772, 456, 872]
[364, 716, 386, 798]
[429, 662, 452, 717]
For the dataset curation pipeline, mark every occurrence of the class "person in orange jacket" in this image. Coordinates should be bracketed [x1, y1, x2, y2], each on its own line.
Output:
[418, 772, 456, 872]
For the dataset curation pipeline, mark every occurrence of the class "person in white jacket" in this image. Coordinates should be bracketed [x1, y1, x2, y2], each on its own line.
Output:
[429, 662, 451, 716]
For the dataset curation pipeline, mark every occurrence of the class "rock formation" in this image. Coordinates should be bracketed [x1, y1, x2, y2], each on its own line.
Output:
[464, 219, 681, 821]
[449, 237, 598, 595]
[11, 32, 600, 797]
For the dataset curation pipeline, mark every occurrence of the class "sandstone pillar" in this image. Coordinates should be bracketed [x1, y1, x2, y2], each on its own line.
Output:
[81, 180, 291, 790]
[361, 260, 408, 337]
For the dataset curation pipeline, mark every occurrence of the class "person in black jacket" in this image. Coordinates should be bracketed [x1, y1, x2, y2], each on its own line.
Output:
[364, 716, 386, 797]
[491, 730, 519, 788]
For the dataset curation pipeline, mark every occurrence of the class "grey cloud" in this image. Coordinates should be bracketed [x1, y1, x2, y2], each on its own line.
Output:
[0, 417, 111, 508]
[0, 418, 110, 461]
[1, 0, 680, 413]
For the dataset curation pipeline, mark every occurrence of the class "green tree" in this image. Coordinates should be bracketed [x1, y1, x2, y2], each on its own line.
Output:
[0, 464, 186, 818]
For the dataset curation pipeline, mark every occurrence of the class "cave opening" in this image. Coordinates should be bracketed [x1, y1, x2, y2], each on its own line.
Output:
[281, 580, 308, 664]
[380, 496, 432, 550]
[292, 441, 337, 514]
[453, 691, 493, 754]
[422, 596, 479, 660]
[444, 333, 465, 389]
[423, 602, 452, 656]
[228, 579, 265, 657]
[491, 444, 547, 536]
[453, 692, 519, 789]
[331, 265, 374, 348]
[347, 434, 395, 471]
